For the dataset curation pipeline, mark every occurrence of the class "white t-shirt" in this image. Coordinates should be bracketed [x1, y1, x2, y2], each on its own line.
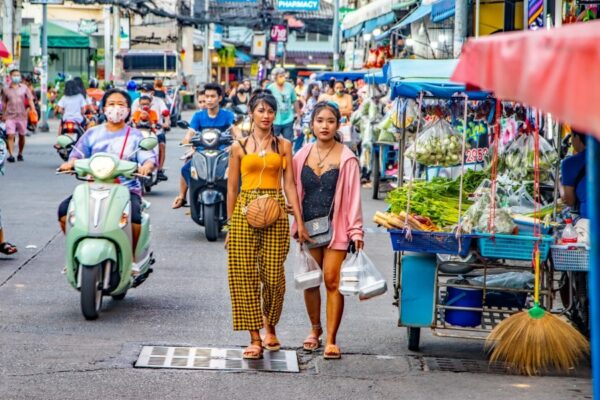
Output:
[58, 94, 87, 122]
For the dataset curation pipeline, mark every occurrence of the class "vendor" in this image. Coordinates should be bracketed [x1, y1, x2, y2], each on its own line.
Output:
[561, 129, 587, 218]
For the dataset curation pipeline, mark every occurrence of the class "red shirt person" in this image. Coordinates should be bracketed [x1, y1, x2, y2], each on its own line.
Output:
[2, 68, 34, 162]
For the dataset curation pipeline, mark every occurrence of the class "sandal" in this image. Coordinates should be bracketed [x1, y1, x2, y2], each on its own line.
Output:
[303, 334, 322, 352]
[0, 242, 17, 255]
[262, 333, 281, 352]
[324, 344, 342, 360]
[171, 196, 186, 209]
[243, 343, 263, 360]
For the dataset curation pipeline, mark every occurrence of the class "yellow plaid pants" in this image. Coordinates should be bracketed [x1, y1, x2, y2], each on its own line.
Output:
[227, 189, 290, 331]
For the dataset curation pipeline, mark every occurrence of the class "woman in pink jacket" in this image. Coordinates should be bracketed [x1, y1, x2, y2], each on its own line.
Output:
[291, 101, 364, 359]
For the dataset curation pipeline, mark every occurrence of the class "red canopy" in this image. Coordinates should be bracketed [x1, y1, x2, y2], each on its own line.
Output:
[451, 21, 600, 138]
[0, 40, 9, 59]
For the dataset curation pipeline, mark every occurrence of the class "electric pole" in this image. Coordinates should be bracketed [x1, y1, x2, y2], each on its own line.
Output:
[332, 0, 340, 71]
[39, 1, 49, 132]
[453, 0, 467, 58]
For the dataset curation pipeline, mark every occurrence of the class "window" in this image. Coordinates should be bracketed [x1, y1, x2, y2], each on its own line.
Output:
[123, 54, 176, 71]
[307, 32, 318, 41]
[318, 34, 330, 42]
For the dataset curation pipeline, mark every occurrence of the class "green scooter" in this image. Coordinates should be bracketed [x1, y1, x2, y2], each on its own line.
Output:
[56, 135, 158, 320]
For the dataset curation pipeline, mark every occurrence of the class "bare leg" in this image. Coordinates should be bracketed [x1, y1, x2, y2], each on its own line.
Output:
[322, 249, 347, 347]
[59, 216, 67, 234]
[159, 143, 166, 170]
[132, 223, 141, 255]
[304, 247, 324, 341]
[172, 176, 188, 208]
[243, 330, 263, 358]
[0, 228, 4, 243]
[18, 134, 25, 155]
[6, 135, 15, 156]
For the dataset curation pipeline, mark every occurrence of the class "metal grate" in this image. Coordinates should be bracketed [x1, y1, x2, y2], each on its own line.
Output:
[135, 346, 299, 373]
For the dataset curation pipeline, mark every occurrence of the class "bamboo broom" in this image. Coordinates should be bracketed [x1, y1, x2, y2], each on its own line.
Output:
[485, 240, 590, 375]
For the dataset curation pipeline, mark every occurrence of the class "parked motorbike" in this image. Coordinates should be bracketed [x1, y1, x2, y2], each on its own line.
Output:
[56, 120, 86, 161]
[56, 134, 158, 320]
[178, 120, 232, 242]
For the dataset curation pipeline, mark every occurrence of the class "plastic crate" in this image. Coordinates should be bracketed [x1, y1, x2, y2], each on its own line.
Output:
[551, 244, 589, 272]
[389, 229, 473, 257]
[476, 233, 553, 261]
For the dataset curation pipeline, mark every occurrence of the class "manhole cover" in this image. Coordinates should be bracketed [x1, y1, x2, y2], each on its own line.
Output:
[424, 357, 509, 374]
[135, 346, 299, 373]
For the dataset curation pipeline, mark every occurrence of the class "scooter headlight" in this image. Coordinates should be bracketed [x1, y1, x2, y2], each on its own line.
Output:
[190, 166, 198, 180]
[119, 201, 131, 229]
[201, 130, 219, 147]
[89, 155, 116, 180]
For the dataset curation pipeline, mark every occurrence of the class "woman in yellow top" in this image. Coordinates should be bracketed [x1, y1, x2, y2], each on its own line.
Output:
[226, 89, 311, 359]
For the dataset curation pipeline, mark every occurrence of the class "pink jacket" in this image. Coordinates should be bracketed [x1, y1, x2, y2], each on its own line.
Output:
[291, 143, 364, 250]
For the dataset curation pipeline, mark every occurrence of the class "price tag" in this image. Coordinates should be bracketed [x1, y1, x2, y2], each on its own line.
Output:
[465, 147, 488, 163]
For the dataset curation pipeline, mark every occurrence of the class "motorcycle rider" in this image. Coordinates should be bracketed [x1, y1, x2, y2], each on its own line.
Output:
[57, 88, 156, 257]
[56, 80, 87, 135]
[132, 83, 170, 181]
[131, 95, 159, 127]
[1, 67, 35, 162]
[172, 83, 240, 209]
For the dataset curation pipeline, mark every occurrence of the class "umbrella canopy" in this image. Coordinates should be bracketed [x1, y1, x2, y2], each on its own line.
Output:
[0, 40, 10, 59]
[451, 21, 600, 138]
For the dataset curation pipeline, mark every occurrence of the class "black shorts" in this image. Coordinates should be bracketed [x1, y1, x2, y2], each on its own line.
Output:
[157, 132, 166, 144]
[58, 192, 142, 224]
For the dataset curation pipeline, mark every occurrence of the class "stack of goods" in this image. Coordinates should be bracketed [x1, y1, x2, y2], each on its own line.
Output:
[405, 119, 469, 167]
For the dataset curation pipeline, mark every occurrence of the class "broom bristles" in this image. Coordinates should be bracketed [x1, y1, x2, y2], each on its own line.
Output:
[485, 311, 590, 376]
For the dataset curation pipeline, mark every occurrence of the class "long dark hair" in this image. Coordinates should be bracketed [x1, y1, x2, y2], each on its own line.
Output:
[305, 83, 320, 101]
[249, 89, 280, 152]
[310, 101, 342, 142]
[64, 80, 80, 97]
[73, 77, 86, 96]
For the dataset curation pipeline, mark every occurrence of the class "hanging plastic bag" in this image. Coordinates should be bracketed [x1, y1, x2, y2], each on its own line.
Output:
[339, 252, 363, 296]
[355, 251, 387, 300]
[293, 246, 322, 290]
[404, 119, 467, 167]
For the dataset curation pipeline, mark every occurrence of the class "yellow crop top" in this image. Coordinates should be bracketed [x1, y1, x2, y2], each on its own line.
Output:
[240, 152, 286, 190]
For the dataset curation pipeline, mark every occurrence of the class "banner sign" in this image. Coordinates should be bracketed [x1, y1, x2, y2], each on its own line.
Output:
[270, 25, 288, 43]
[251, 33, 267, 56]
[79, 19, 98, 35]
[119, 17, 130, 49]
[216, 0, 256, 3]
[277, 0, 319, 11]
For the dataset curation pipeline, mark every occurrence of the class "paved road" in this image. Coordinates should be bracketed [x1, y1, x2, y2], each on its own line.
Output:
[0, 113, 592, 400]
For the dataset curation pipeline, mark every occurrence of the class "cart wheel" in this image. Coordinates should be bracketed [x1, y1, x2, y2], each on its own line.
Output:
[407, 327, 421, 351]
[372, 154, 380, 200]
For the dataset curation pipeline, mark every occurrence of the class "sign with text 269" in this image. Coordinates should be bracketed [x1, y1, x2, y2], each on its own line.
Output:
[277, 0, 319, 11]
[270, 25, 288, 43]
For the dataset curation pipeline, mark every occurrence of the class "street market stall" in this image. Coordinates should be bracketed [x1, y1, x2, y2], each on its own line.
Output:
[373, 59, 590, 372]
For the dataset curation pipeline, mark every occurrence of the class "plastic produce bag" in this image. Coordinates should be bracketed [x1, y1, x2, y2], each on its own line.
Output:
[339, 252, 363, 296]
[499, 134, 558, 182]
[355, 251, 387, 300]
[405, 119, 467, 167]
[469, 271, 534, 289]
[293, 246, 322, 290]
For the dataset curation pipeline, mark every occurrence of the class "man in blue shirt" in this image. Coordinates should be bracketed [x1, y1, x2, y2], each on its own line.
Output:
[561, 129, 587, 218]
[172, 83, 240, 208]
[267, 68, 301, 142]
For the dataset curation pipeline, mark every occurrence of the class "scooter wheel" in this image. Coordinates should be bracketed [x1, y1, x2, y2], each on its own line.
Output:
[80, 264, 103, 320]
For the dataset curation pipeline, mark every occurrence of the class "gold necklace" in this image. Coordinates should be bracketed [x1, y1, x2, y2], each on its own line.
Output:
[315, 142, 336, 168]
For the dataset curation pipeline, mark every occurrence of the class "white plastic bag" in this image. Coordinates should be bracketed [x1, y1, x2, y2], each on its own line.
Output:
[339, 252, 363, 296]
[293, 246, 322, 290]
[356, 251, 388, 300]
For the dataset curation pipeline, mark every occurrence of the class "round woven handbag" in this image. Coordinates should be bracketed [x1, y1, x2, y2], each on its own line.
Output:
[243, 194, 282, 229]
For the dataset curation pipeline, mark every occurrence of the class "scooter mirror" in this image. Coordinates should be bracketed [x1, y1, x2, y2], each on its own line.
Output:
[139, 136, 159, 151]
[56, 134, 75, 149]
[177, 120, 189, 130]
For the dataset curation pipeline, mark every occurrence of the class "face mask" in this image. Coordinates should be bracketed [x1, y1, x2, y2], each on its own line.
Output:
[105, 105, 129, 123]
[11, 76, 21, 84]
[335, 90, 343, 96]
[345, 83, 353, 89]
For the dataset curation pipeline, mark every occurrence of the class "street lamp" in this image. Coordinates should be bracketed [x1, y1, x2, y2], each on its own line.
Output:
[372, 28, 382, 37]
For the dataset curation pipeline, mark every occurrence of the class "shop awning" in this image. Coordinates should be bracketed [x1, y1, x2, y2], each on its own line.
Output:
[20, 22, 91, 48]
[343, 23, 364, 39]
[342, 0, 416, 31]
[364, 12, 396, 33]
[390, 3, 432, 31]
[365, 69, 386, 84]
[431, 0, 455, 23]
[387, 59, 492, 99]
[451, 20, 600, 138]
[235, 49, 253, 63]
[315, 71, 367, 81]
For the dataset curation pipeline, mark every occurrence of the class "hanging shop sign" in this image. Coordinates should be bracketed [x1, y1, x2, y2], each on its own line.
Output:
[268, 42, 277, 61]
[277, 0, 319, 12]
[270, 25, 288, 43]
[252, 33, 267, 56]
[29, 0, 64, 4]
[211, 25, 223, 49]
[119, 17, 130, 50]
[79, 19, 98, 35]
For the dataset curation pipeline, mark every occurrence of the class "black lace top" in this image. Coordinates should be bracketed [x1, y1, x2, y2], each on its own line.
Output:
[301, 165, 339, 221]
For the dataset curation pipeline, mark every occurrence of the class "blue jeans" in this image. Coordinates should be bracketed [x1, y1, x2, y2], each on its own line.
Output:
[274, 122, 294, 142]
[181, 160, 192, 185]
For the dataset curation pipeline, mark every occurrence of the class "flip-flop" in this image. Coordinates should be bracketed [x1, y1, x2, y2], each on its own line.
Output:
[303, 334, 322, 352]
[242, 344, 263, 360]
[0, 242, 17, 255]
[262, 334, 281, 352]
[171, 196, 186, 209]
[324, 344, 341, 360]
